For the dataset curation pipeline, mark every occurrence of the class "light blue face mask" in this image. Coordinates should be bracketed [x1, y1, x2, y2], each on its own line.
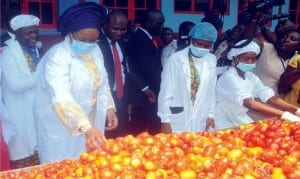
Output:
[189, 44, 210, 58]
[71, 39, 97, 55]
[237, 61, 256, 72]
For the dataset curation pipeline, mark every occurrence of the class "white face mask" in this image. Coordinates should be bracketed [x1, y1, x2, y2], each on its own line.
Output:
[189, 44, 210, 58]
[237, 61, 256, 72]
[71, 39, 97, 55]
[70, 34, 97, 55]
[235, 57, 256, 72]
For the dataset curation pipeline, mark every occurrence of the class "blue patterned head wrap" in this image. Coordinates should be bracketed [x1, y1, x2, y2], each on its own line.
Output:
[57, 2, 107, 36]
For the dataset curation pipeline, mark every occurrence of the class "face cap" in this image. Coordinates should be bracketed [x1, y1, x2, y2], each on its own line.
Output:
[10, 14, 40, 31]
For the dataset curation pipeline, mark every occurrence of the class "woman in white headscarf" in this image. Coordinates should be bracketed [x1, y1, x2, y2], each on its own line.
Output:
[215, 39, 300, 130]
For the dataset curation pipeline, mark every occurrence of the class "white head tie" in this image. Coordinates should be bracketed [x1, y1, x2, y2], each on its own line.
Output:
[227, 40, 260, 60]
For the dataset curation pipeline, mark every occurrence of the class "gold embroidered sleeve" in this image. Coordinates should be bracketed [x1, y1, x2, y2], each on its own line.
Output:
[54, 101, 91, 135]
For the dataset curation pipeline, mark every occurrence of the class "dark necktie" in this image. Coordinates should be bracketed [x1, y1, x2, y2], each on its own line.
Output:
[111, 41, 124, 99]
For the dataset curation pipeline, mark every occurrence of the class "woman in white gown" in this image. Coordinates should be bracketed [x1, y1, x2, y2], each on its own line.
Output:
[33, 2, 118, 163]
[215, 39, 300, 130]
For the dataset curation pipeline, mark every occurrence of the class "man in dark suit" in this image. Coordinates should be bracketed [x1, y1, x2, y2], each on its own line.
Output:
[98, 10, 130, 138]
[126, 9, 165, 135]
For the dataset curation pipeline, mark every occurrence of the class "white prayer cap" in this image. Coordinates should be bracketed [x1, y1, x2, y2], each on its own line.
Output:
[227, 39, 260, 60]
[10, 14, 40, 31]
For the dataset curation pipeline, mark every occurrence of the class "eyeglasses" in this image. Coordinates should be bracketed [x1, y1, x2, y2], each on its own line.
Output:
[71, 33, 99, 44]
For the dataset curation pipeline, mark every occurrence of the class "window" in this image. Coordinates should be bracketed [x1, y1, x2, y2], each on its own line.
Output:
[102, 0, 129, 19]
[289, 0, 300, 27]
[174, 0, 229, 14]
[100, 0, 160, 20]
[22, 0, 57, 28]
[1, 0, 21, 30]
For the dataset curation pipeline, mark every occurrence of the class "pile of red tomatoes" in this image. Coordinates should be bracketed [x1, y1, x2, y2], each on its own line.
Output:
[2, 118, 300, 178]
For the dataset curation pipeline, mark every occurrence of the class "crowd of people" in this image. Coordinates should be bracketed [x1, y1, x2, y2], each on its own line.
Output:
[0, 1, 300, 171]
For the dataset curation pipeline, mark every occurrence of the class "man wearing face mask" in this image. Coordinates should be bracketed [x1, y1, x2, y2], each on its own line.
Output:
[158, 22, 217, 133]
[214, 39, 300, 130]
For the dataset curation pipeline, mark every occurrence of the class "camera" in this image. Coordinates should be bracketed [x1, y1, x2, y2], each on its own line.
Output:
[248, 0, 274, 15]
[269, 13, 290, 20]
[239, 0, 275, 24]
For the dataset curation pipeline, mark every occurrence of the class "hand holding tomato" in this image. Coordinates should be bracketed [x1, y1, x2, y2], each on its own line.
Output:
[85, 127, 107, 151]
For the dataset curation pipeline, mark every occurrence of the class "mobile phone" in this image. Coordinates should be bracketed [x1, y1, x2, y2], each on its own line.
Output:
[169, 107, 184, 114]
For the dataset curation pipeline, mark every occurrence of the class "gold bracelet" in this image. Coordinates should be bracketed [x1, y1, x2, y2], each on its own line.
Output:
[79, 123, 92, 134]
